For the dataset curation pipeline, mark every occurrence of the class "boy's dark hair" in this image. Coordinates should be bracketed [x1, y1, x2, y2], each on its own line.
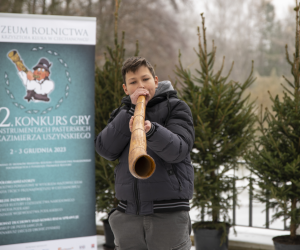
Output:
[122, 57, 155, 85]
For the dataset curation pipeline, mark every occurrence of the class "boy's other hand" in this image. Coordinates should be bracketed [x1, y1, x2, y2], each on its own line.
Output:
[130, 88, 150, 105]
[129, 116, 134, 132]
[129, 116, 151, 133]
[144, 120, 151, 133]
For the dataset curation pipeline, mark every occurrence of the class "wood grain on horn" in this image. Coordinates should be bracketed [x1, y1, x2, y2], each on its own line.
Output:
[128, 95, 156, 179]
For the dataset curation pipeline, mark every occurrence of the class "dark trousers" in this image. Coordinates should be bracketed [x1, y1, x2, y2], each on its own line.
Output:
[109, 210, 192, 250]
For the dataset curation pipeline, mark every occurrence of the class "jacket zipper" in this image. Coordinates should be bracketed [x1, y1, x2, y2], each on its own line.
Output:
[134, 178, 140, 215]
[171, 165, 182, 191]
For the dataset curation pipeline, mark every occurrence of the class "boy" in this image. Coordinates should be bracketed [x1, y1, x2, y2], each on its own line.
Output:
[95, 57, 195, 250]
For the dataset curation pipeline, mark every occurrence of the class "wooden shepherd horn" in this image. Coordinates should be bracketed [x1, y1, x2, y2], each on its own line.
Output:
[8, 50, 28, 73]
[128, 95, 156, 179]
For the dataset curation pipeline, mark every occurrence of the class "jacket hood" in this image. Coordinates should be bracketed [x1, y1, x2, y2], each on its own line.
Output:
[154, 80, 174, 97]
[121, 80, 177, 107]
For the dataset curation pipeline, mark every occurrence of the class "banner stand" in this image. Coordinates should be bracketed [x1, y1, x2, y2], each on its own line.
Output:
[0, 13, 97, 248]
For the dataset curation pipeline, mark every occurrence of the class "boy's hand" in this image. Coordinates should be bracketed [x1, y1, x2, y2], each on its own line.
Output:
[129, 116, 151, 133]
[144, 120, 151, 133]
[130, 88, 150, 105]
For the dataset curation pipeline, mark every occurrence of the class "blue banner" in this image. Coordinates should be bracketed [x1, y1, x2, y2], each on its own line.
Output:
[0, 13, 96, 248]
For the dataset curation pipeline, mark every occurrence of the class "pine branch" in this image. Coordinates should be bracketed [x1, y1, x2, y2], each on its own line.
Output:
[285, 45, 294, 67]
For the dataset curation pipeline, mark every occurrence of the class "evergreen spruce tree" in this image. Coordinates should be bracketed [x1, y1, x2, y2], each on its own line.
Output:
[175, 14, 256, 237]
[246, 4, 300, 241]
[95, 0, 139, 216]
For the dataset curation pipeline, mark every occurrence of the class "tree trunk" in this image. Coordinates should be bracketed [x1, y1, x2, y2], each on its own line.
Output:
[211, 170, 219, 222]
[0, 0, 11, 12]
[42, 0, 46, 14]
[290, 197, 297, 238]
[65, 0, 72, 15]
[49, 0, 56, 14]
[12, 0, 25, 13]
[87, 0, 92, 16]
[27, 1, 32, 13]
[114, 196, 118, 208]
[32, 0, 36, 14]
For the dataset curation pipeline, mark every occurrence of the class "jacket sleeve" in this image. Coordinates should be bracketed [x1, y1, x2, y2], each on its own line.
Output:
[147, 100, 195, 163]
[95, 109, 131, 161]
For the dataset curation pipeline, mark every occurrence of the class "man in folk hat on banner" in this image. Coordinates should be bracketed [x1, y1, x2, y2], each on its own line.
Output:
[17, 58, 55, 102]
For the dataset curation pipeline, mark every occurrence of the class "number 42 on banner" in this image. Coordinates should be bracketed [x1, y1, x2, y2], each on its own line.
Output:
[0, 107, 11, 127]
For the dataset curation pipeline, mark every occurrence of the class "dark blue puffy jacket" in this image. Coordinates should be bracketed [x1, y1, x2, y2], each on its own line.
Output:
[95, 81, 195, 215]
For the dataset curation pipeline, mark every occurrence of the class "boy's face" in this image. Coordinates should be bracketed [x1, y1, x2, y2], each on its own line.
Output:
[123, 65, 158, 101]
[33, 67, 49, 81]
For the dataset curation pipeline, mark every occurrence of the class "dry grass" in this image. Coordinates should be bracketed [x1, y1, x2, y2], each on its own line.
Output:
[246, 69, 288, 112]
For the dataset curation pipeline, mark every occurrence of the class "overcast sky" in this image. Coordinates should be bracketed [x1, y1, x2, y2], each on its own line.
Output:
[273, 0, 296, 19]
[194, 0, 296, 20]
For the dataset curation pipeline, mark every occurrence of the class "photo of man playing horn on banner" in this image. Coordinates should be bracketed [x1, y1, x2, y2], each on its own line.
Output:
[8, 50, 55, 102]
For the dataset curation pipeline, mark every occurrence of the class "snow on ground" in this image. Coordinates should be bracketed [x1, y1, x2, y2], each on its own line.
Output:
[96, 165, 292, 247]
[96, 235, 196, 250]
[96, 200, 289, 247]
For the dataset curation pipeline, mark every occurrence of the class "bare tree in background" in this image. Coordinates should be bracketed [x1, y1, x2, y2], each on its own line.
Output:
[255, 0, 288, 76]
[118, 0, 189, 80]
[93, 0, 192, 80]
[184, 0, 294, 81]
[0, 0, 192, 80]
[197, 0, 258, 82]
[2, 0, 295, 82]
